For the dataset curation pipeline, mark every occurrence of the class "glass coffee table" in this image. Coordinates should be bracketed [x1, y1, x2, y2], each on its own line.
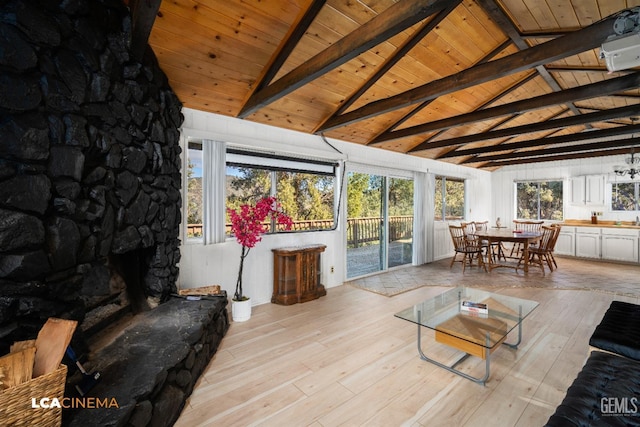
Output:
[394, 287, 538, 385]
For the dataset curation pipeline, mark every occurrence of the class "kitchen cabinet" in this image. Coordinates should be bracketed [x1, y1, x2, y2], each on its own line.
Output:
[570, 175, 605, 206]
[575, 227, 601, 259]
[601, 228, 638, 263]
[554, 226, 575, 256]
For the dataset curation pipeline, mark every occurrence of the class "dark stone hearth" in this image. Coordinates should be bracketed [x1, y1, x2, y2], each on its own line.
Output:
[0, 0, 185, 342]
[0, 1, 224, 425]
[66, 298, 230, 427]
[0, 208, 45, 251]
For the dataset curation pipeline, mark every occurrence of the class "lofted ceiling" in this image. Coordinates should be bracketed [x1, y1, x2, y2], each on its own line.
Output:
[140, 0, 640, 170]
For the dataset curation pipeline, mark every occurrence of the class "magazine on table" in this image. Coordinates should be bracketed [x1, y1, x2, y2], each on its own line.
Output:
[461, 300, 488, 316]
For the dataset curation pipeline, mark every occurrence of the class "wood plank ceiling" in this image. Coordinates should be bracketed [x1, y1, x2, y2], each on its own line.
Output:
[147, 0, 640, 170]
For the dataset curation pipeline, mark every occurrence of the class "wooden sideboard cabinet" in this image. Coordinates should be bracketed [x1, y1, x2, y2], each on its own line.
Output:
[272, 244, 326, 305]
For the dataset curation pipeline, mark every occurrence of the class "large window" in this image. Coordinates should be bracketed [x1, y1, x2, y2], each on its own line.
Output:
[434, 176, 465, 221]
[226, 149, 337, 234]
[612, 181, 640, 211]
[515, 180, 563, 220]
[185, 144, 338, 241]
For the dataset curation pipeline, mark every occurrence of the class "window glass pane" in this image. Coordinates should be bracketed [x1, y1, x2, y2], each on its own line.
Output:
[445, 178, 465, 220]
[516, 180, 563, 220]
[612, 182, 637, 211]
[516, 182, 538, 219]
[539, 181, 563, 220]
[388, 177, 413, 268]
[186, 146, 203, 239]
[434, 177, 443, 221]
[434, 176, 464, 221]
[226, 166, 271, 235]
[276, 171, 335, 231]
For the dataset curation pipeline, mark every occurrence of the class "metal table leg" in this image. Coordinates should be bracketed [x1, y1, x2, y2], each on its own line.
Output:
[416, 311, 491, 386]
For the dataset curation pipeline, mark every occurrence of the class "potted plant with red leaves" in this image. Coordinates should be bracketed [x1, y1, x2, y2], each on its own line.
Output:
[227, 196, 293, 321]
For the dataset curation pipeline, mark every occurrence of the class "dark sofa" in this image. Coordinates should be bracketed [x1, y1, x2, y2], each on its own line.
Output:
[544, 301, 640, 427]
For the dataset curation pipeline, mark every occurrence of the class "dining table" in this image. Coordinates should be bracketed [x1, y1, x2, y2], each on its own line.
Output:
[473, 229, 543, 273]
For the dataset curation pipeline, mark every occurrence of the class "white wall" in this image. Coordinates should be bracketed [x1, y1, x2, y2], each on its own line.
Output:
[178, 108, 492, 306]
[491, 155, 639, 225]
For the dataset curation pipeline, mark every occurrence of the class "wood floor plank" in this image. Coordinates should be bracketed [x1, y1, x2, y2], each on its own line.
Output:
[177, 257, 640, 426]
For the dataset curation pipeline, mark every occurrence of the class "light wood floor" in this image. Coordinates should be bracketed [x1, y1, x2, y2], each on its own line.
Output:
[176, 257, 640, 427]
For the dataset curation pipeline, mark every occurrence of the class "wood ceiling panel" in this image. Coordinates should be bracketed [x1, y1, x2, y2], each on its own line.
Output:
[323, 106, 418, 143]
[149, 26, 265, 80]
[329, 0, 398, 24]
[435, 5, 505, 63]
[601, 1, 640, 17]
[147, 0, 640, 168]
[495, 0, 538, 32]
[572, 0, 603, 26]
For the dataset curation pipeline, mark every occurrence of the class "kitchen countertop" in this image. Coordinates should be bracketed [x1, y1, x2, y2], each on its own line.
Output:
[562, 219, 640, 229]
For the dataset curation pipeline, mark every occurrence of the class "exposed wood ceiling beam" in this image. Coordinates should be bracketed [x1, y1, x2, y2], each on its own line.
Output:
[367, 40, 516, 145]
[520, 30, 573, 39]
[129, 0, 162, 62]
[238, 0, 455, 118]
[251, 0, 326, 95]
[425, 104, 640, 152]
[395, 70, 537, 149]
[399, 0, 580, 153]
[319, 15, 620, 132]
[326, 0, 462, 119]
[478, 146, 640, 168]
[442, 124, 640, 159]
[463, 136, 640, 164]
[475, 0, 588, 125]
[401, 73, 640, 151]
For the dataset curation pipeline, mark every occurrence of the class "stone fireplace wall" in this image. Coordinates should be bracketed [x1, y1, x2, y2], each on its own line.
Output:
[0, 0, 184, 351]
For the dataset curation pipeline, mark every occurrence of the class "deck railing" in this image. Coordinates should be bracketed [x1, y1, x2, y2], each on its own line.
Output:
[187, 215, 414, 247]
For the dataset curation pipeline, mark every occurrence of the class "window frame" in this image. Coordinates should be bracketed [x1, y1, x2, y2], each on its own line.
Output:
[225, 148, 339, 235]
[610, 180, 640, 212]
[513, 179, 564, 221]
[434, 175, 466, 222]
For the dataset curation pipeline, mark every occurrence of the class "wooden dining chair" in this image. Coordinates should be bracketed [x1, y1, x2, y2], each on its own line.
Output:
[474, 220, 505, 261]
[449, 224, 486, 272]
[509, 220, 544, 257]
[547, 224, 562, 269]
[517, 225, 556, 275]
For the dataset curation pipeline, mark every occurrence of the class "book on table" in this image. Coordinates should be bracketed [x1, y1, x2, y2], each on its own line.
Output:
[461, 300, 488, 315]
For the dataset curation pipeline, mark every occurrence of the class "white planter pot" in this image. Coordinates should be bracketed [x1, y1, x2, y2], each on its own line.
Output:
[232, 298, 252, 322]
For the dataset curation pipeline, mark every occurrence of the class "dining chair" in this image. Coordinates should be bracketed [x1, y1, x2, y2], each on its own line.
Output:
[517, 225, 556, 275]
[474, 220, 505, 261]
[509, 220, 544, 257]
[449, 224, 487, 272]
[547, 224, 562, 269]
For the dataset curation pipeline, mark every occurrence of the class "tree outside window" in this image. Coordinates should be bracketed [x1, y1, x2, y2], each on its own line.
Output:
[611, 182, 639, 211]
[434, 176, 465, 221]
[226, 165, 335, 234]
[186, 145, 203, 238]
[515, 181, 563, 220]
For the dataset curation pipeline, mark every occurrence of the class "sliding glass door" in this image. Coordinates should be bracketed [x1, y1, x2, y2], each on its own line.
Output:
[388, 177, 414, 268]
[346, 172, 414, 279]
[346, 172, 385, 278]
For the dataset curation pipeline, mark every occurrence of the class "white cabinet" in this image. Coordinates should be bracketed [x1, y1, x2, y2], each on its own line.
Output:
[570, 177, 585, 205]
[570, 175, 605, 205]
[575, 227, 601, 258]
[554, 226, 575, 256]
[586, 175, 605, 205]
[601, 228, 639, 263]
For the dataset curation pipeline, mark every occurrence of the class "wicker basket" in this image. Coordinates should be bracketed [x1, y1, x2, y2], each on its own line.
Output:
[0, 364, 67, 427]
